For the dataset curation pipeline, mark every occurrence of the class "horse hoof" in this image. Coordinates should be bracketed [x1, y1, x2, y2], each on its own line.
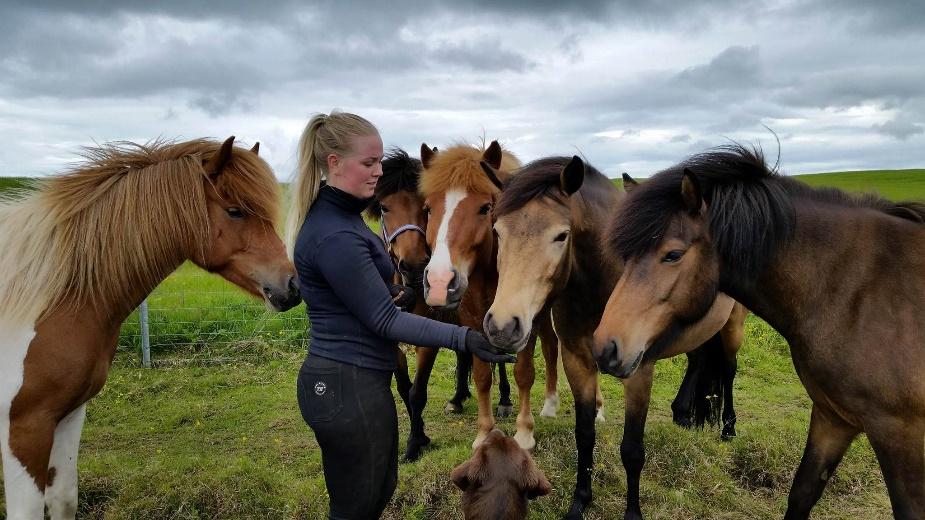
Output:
[595, 408, 605, 423]
[445, 401, 464, 414]
[402, 435, 431, 462]
[721, 426, 737, 441]
[562, 499, 589, 520]
[624, 510, 644, 520]
[496, 404, 514, 418]
[540, 396, 559, 418]
[514, 430, 536, 451]
[673, 414, 693, 429]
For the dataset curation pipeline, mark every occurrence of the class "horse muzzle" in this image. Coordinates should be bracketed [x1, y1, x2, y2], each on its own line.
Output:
[594, 338, 644, 379]
[262, 274, 301, 312]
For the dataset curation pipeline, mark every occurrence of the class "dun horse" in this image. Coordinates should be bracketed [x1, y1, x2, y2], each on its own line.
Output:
[419, 141, 560, 450]
[597, 143, 925, 519]
[0, 137, 299, 519]
[486, 156, 745, 519]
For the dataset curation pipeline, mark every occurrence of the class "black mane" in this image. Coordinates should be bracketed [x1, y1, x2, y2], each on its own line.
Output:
[496, 156, 606, 217]
[365, 147, 422, 219]
[609, 143, 925, 279]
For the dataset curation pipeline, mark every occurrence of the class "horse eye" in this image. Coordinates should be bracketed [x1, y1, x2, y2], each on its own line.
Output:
[553, 231, 569, 242]
[380, 205, 390, 214]
[661, 250, 684, 263]
[226, 207, 245, 220]
[479, 203, 492, 215]
[423, 205, 431, 215]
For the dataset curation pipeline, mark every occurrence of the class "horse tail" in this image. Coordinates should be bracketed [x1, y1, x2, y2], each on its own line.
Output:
[688, 333, 728, 428]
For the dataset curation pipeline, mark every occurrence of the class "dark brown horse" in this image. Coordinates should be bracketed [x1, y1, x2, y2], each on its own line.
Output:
[596, 143, 925, 519]
[419, 140, 560, 450]
[366, 148, 492, 461]
[486, 156, 746, 519]
[0, 137, 299, 519]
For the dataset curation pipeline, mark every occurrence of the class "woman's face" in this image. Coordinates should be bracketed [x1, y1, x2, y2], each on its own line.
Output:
[328, 133, 384, 199]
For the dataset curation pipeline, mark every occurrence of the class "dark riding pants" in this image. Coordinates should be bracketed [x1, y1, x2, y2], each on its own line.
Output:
[297, 355, 398, 520]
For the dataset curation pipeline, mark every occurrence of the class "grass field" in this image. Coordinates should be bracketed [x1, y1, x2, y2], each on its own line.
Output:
[1, 168, 923, 519]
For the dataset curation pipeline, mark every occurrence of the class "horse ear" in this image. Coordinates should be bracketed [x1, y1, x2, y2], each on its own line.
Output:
[250, 142, 260, 156]
[621, 172, 638, 193]
[205, 136, 236, 178]
[480, 161, 504, 190]
[560, 155, 585, 196]
[483, 140, 503, 170]
[421, 143, 436, 169]
[681, 168, 703, 215]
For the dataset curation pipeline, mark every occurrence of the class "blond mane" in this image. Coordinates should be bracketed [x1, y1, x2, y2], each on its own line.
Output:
[418, 142, 521, 197]
[0, 139, 280, 326]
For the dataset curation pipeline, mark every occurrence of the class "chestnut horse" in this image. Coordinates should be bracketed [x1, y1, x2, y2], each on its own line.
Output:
[0, 137, 299, 519]
[487, 156, 746, 519]
[419, 141, 561, 450]
[597, 143, 925, 519]
[366, 147, 498, 461]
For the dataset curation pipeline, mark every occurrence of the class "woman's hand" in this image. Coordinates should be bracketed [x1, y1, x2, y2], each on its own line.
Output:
[389, 283, 416, 312]
[464, 331, 517, 363]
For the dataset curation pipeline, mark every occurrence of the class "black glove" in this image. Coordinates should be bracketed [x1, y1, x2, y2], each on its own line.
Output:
[464, 330, 517, 363]
[390, 283, 416, 312]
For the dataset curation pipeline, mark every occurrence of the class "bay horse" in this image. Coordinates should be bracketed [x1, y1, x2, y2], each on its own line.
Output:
[0, 137, 300, 519]
[596, 143, 925, 519]
[486, 156, 746, 519]
[419, 140, 561, 450]
[365, 147, 492, 462]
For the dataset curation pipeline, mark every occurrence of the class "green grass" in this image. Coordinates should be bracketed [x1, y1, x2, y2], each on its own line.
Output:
[795, 169, 925, 201]
[1, 169, 913, 518]
[0, 176, 35, 193]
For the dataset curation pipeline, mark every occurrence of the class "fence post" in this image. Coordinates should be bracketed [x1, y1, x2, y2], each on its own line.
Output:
[140, 299, 151, 368]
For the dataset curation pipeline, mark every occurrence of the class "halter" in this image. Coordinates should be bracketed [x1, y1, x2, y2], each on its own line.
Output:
[379, 218, 429, 255]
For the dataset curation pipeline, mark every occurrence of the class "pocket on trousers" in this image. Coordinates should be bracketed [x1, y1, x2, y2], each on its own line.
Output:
[298, 366, 344, 424]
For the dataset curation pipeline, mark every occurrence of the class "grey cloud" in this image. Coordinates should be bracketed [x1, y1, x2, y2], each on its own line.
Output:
[873, 114, 924, 140]
[674, 46, 762, 90]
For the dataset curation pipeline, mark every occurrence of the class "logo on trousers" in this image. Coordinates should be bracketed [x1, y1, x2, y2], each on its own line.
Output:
[314, 381, 327, 396]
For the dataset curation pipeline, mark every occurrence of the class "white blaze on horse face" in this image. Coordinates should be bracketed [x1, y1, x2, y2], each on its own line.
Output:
[1, 324, 45, 519]
[425, 189, 466, 307]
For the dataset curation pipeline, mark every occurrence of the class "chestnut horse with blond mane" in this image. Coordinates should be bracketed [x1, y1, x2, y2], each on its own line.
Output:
[0, 137, 299, 519]
[419, 140, 563, 451]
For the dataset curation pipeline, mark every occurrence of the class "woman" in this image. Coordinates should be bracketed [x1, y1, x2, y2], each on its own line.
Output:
[289, 111, 514, 520]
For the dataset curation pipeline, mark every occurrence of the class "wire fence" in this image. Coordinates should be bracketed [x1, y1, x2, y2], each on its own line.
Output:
[118, 263, 308, 367]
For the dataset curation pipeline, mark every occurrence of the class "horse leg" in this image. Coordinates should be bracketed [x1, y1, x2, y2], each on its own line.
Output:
[595, 381, 605, 423]
[404, 347, 438, 462]
[446, 351, 472, 413]
[394, 347, 412, 418]
[719, 304, 746, 440]
[496, 362, 513, 418]
[4, 410, 56, 519]
[783, 404, 858, 520]
[513, 343, 537, 450]
[671, 351, 700, 428]
[537, 312, 560, 418]
[471, 358, 495, 449]
[44, 404, 86, 520]
[866, 417, 925, 518]
[561, 339, 599, 520]
[621, 363, 654, 520]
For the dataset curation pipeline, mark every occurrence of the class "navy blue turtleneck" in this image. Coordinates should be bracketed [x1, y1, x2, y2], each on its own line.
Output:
[294, 184, 468, 371]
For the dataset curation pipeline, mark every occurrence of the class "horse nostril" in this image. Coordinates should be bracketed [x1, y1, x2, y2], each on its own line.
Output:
[398, 259, 410, 274]
[484, 313, 496, 335]
[287, 274, 298, 293]
[511, 316, 522, 339]
[448, 270, 460, 292]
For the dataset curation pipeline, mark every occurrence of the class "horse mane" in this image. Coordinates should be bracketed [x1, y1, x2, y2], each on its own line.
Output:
[495, 156, 607, 218]
[418, 142, 521, 197]
[608, 142, 925, 279]
[365, 147, 422, 220]
[0, 138, 280, 325]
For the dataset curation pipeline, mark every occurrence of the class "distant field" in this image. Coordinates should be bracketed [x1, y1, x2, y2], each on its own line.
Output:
[794, 168, 925, 201]
[0, 176, 34, 193]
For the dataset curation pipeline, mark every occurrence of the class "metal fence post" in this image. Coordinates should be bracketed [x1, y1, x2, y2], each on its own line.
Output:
[140, 299, 151, 368]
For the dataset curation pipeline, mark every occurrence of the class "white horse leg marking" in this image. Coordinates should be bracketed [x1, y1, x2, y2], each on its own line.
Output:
[425, 190, 466, 306]
[45, 404, 86, 520]
[1, 324, 45, 520]
[540, 393, 560, 418]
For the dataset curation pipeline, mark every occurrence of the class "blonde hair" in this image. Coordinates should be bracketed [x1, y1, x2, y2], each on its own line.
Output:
[286, 111, 379, 256]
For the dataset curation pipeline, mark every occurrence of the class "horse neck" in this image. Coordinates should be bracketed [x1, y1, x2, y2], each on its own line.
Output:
[561, 191, 622, 311]
[724, 203, 925, 342]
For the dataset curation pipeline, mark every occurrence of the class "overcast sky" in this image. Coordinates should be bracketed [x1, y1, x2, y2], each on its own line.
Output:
[1, 0, 923, 179]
